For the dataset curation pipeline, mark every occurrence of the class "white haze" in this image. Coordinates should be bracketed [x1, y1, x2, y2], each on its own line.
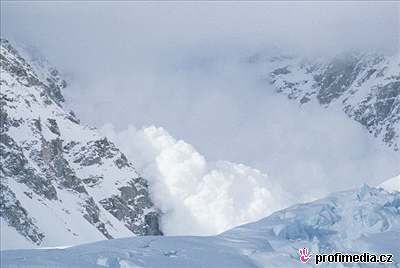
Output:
[98, 56, 399, 235]
[1, 2, 399, 235]
[102, 125, 292, 235]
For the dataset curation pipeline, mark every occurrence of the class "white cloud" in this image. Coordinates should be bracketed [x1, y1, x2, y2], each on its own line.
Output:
[3, 1, 399, 235]
[102, 125, 291, 235]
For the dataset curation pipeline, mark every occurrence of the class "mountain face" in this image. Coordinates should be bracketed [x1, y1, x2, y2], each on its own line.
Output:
[0, 39, 162, 250]
[2, 184, 399, 267]
[262, 51, 400, 151]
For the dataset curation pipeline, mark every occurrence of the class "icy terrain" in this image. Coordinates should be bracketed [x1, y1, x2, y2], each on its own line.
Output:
[1, 38, 399, 266]
[2, 183, 399, 267]
[380, 174, 400, 193]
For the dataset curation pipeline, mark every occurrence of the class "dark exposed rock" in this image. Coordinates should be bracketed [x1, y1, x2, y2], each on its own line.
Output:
[67, 111, 80, 124]
[315, 53, 363, 104]
[0, 183, 45, 245]
[72, 138, 118, 166]
[1, 38, 162, 247]
[268, 51, 400, 151]
[33, 118, 42, 132]
[272, 66, 291, 75]
[82, 198, 113, 239]
[100, 180, 162, 236]
[300, 96, 311, 104]
[82, 176, 103, 187]
[47, 118, 60, 136]
[0, 39, 42, 88]
[1, 133, 58, 200]
[115, 153, 130, 169]
[37, 138, 87, 194]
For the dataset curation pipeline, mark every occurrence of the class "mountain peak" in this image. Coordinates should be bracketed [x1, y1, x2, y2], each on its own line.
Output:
[0, 39, 66, 106]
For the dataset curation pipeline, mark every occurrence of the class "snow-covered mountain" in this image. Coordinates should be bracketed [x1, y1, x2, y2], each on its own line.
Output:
[0, 39, 162, 250]
[1, 37, 399, 267]
[257, 51, 400, 151]
[2, 184, 399, 267]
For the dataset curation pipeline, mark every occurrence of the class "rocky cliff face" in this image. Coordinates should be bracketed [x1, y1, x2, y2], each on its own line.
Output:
[264, 51, 400, 151]
[0, 39, 162, 250]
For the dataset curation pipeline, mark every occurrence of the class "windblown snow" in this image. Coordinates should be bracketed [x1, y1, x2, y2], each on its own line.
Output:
[102, 125, 291, 235]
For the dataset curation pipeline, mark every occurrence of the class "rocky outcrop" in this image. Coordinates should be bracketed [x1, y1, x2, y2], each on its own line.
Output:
[265, 51, 400, 151]
[0, 39, 162, 249]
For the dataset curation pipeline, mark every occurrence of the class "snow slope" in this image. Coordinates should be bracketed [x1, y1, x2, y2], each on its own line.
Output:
[380, 175, 400, 193]
[0, 39, 161, 250]
[2, 38, 399, 263]
[255, 51, 400, 151]
[2, 184, 399, 267]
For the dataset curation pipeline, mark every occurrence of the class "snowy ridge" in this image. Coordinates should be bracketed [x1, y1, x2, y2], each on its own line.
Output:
[2, 184, 399, 267]
[379, 175, 400, 193]
[260, 51, 400, 151]
[0, 39, 162, 250]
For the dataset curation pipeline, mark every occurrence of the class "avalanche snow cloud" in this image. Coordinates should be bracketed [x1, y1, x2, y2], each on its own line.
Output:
[2, 1, 399, 236]
[102, 125, 291, 235]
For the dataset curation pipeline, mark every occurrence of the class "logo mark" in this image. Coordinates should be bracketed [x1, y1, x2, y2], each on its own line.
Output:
[299, 247, 312, 263]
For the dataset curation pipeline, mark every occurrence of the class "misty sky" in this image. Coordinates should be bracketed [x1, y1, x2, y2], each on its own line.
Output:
[1, 1, 400, 200]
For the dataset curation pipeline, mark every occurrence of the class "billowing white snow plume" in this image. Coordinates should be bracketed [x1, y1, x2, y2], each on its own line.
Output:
[102, 125, 291, 235]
